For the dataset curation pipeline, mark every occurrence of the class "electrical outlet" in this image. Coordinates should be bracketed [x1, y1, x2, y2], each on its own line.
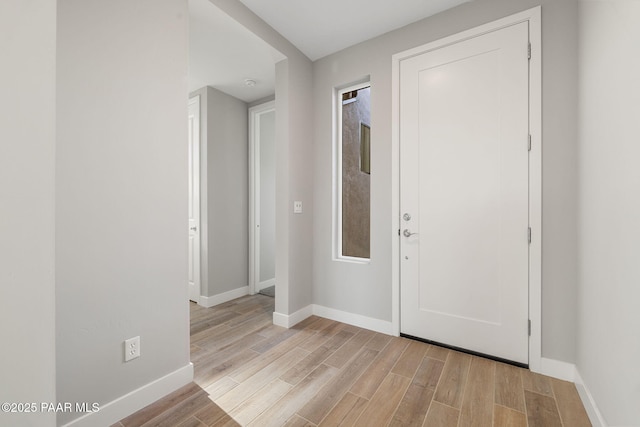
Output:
[124, 336, 140, 362]
[293, 201, 303, 214]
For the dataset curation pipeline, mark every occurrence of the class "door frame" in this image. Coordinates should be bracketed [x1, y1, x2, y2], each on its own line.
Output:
[390, 7, 542, 370]
[188, 95, 202, 304]
[249, 100, 276, 295]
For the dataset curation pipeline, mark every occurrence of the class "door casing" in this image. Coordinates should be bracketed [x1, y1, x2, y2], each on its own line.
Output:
[390, 6, 542, 371]
[249, 100, 276, 295]
[188, 95, 201, 303]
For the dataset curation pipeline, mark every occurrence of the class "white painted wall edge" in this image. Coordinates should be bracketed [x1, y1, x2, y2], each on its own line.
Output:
[199, 286, 249, 308]
[257, 278, 275, 291]
[61, 363, 193, 427]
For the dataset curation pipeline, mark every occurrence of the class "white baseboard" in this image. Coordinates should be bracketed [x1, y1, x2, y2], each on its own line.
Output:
[535, 358, 607, 427]
[271, 302, 609, 427]
[199, 286, 249, 308]
[538, 357, 577, 382]
[274, 304, 609, 425]
[312, 305, 395, 335]
[273, 305, 313, 328]
[257, 278, 275, 291]
[61, 363, 193, 427]
[272, 301, 608, 426]
[273, 304, 394, 336]
[574, 369, 608, 427]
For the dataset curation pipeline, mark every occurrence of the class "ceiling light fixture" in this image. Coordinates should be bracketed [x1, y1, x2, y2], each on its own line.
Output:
[244, 78, 257, 87]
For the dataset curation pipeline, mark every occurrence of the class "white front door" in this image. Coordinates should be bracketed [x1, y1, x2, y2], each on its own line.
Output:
[188, 96, 201, 303]
[400, 22, 530, 364]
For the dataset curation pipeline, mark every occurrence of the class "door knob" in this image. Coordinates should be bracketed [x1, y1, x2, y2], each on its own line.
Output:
[403, 229, 417, 237]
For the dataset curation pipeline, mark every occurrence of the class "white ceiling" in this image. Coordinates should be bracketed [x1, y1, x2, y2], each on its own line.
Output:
[189, 0, 470, 102]
[237, 0, 471, 61]
[188, 0, 284, 102]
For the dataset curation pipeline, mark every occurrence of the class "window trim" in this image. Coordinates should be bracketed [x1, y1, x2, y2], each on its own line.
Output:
[333, 80, 371, 263]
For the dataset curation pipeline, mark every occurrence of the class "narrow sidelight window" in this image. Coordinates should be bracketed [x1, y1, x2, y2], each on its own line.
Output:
[336, 82, 371, 261]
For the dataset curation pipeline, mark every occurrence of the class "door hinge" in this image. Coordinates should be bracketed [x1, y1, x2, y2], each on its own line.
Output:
[528, 319, 532, 336]
[528, 227, 532, 244]
[528, 134, 532, 151]
[527, 42, 531, 60]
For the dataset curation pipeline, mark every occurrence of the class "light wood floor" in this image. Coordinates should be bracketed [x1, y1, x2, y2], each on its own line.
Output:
[114, 295, 591, 426]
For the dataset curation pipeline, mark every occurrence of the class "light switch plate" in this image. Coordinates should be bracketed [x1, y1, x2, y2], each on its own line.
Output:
[293, 201, 303, 214]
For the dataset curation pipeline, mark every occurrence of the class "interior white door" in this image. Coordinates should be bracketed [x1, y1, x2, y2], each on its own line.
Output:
[249, 102, 276, 295]
[188, 96, 201, 303]
[400, 22, 530, 364]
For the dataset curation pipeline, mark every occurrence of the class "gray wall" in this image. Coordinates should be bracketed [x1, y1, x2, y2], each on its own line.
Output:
[577, 1, 640, 424]
[192, 86, 249, 298]
[6, 0, 638, 423]
[0, 1, 57, 426]
[55, 0, 190, 424]
[259, 110, 276, 283]
[277, 57, 314, 315]
[312, 0, 579, 363]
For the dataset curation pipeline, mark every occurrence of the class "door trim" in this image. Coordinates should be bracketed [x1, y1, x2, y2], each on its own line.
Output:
[249, 100, 275, 295]
[188, 95, 201, 304]
[391, 6, 542, 371]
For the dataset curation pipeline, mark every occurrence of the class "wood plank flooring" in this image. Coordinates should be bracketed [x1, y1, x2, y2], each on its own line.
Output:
[115, 295, 591, 426]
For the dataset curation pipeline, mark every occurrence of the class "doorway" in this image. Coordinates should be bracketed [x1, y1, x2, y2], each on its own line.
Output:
[392, 8, 542, 367]
[249, 101, 276, 296]
[188, 95, 201, 303]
